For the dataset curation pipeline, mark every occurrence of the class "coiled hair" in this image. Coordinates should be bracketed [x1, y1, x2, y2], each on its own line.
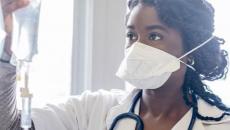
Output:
[127, 0, 229, 129]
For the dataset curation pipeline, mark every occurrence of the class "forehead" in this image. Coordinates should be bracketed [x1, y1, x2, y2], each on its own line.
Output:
[127, 4, 165, 28]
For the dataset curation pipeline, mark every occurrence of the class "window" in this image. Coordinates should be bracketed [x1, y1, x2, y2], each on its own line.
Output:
[17, 0, 73, 107]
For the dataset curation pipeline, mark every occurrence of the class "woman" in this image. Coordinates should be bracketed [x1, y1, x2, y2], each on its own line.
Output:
[0, 0, 230, 130]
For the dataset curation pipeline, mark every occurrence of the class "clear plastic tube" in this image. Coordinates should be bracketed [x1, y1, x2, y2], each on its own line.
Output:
[16, 61, 33, 129]
[21, 96, 32, 129]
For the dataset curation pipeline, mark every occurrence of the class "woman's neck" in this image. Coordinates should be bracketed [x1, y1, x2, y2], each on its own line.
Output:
[140, 86, 190, 119]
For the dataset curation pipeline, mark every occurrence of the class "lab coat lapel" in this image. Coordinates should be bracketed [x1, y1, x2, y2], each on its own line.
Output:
[192, 119, 206, 130]
[171, 109, 193, 130]
[172, 98, 230, 130]
[108, 118, 137, 130]
[106, 89, 141, 130]
[171, 108, 205, 130]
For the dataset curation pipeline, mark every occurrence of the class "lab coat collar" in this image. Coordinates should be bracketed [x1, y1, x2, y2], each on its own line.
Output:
[106, 89, 140, 130]
[106, 89, 230, 130]
[197, 99, 230, 124]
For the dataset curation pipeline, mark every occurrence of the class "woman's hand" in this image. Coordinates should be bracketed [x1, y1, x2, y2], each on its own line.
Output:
[1, 0, 29, 56]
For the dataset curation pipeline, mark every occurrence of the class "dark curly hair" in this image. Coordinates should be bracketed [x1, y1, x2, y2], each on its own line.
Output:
[127, 0, 229, 129]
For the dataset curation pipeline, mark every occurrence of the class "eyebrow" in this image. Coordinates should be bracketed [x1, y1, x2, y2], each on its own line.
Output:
[126, 24, 168, 33]
[126, 25, 135, 30]
[145, 25, 168, 32]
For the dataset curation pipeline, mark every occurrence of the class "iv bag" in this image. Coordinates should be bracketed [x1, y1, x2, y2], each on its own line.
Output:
[11, 0, 41, 62]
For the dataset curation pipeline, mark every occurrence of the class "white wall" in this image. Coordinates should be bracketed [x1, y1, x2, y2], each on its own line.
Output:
[71, 0, 127, 94]
[207, 0, 230, 105]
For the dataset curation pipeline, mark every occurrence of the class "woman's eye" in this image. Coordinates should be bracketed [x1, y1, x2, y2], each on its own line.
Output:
[148, 33, 163, 41]
[126, 32, 137, 41]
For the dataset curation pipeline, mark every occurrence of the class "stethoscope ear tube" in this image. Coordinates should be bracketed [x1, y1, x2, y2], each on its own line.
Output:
[129, 90, 142, 113]
[109, 112, 144, 130]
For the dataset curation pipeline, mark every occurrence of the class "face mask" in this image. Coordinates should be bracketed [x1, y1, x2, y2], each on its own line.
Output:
[116, 36, 214, 90]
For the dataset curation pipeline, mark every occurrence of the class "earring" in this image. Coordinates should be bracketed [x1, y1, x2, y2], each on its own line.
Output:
[188, 57, 195, 66]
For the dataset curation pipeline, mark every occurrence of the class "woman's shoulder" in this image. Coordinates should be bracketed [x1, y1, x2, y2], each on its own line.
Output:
[64, 89, 129, 109]
[31, 89, 130, 130]
[79, 89, 128, 102]
[203, 119, 230, 130]
[197, 98, 230, 129]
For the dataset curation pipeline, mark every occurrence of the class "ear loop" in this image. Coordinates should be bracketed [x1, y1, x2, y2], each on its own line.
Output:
[178, 36, 215, 71]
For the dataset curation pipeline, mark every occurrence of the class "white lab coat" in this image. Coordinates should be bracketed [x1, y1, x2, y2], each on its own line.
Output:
[31, 89, 230, 130]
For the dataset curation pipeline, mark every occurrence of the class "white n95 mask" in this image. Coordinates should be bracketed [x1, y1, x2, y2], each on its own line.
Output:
[116, 36, 214, 90]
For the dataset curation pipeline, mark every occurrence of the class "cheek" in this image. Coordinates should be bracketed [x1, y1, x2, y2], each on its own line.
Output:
[153, 39, 184, 58]
[167, 62, 187, 88]
[169, 41, 184, 58]
[165, 34, 184, 58]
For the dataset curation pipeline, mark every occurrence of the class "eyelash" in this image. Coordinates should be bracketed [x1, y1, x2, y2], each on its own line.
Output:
[126, 32, 137, 41]
[126, 32, 163, 42]
[148, 32, 163, 41]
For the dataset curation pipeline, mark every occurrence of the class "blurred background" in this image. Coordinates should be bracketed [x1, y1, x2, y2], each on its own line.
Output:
[16, 0, 230, 107]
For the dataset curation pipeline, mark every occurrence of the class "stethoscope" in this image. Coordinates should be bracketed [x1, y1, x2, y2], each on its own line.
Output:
[109, 90, 144, 130]
[109, 90, 197, 130]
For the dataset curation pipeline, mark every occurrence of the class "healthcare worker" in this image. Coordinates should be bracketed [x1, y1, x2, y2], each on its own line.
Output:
[1, 0, 230, 130]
